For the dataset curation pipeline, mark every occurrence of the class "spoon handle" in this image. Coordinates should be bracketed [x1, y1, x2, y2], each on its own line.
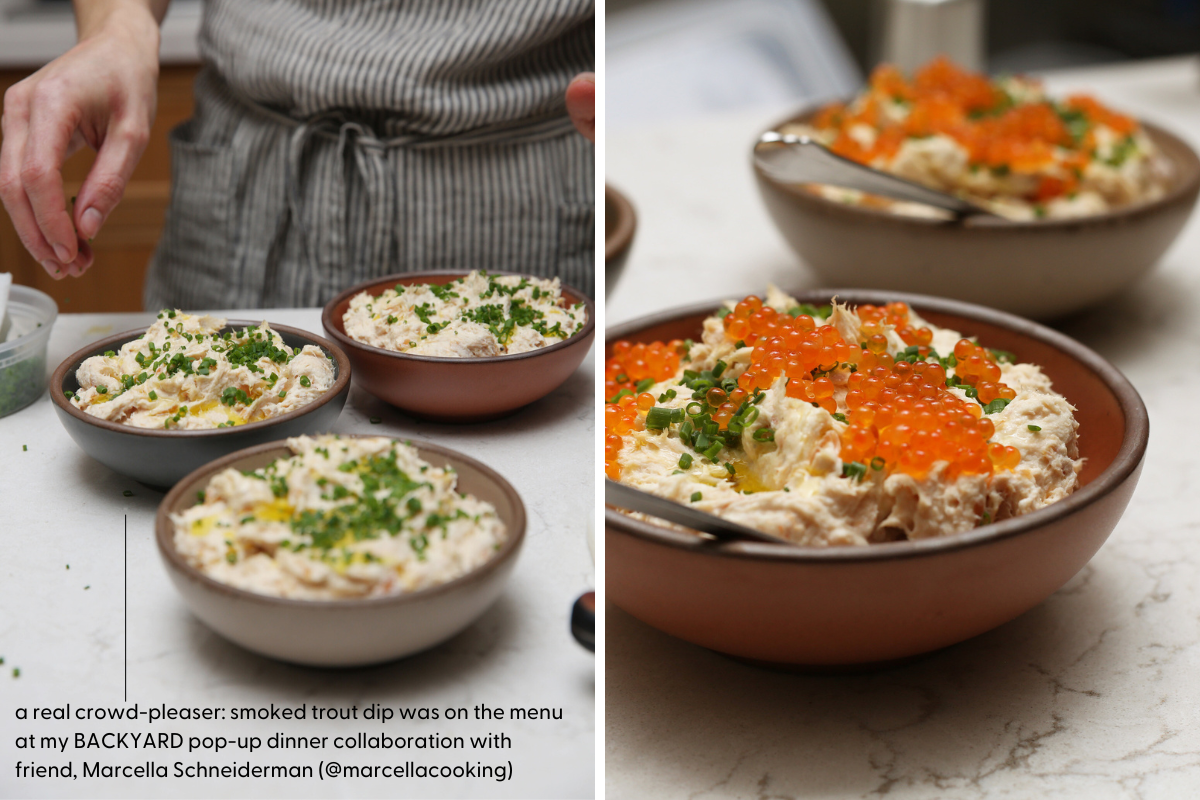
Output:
[754, 131, 992, 218]
[604, 479, 793, 545]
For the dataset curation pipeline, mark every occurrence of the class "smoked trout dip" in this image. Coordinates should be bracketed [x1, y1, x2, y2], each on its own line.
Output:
[172, 435, 506, 599]
[342, 271, 586, 357]
[605, 288, 1083, 546]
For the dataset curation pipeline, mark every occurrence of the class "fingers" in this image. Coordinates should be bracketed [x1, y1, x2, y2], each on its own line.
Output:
[75, 119, 148, 241]
[0, 89, 70, 277]
[65, 238, 94, 277]
[566, 72, 595, 143]
[22, 86, 83, 264]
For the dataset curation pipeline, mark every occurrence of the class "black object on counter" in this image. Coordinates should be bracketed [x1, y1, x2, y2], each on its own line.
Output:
[571, 591, 595, 652]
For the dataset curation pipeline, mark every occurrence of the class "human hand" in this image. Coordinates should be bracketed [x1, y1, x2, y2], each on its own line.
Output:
[566, 72, 595, 143]
[0, 2, 161, 279]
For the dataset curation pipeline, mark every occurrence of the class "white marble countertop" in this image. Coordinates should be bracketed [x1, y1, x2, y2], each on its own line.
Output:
[0, 309, 595, 798]
[605, 55, 1200, 798]
[0, 0, 200, 68]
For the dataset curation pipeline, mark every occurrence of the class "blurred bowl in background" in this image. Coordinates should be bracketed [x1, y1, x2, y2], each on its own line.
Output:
[753, 112, 1200, 319]
[606, 184, 637, 296]
[0, 285, 57, 418]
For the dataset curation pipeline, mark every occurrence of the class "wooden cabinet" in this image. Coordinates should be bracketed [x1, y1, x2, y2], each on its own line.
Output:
[0, 65, 200, 312]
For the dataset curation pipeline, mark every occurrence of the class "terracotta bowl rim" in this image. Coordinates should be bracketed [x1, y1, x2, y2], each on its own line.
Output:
[605, 288, 1149, 563]
[320, 270, 596, 365]
[606, 183, 637, 262]
[50, 321, 351, 439]
[155, 434, 527, 609]
[753, 109, 1200, 231]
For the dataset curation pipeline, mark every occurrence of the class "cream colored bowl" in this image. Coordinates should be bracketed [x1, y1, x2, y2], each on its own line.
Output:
[155, 437, 526, 667]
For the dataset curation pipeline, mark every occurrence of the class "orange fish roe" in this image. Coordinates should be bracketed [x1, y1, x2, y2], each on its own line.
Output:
[856, 302, 934, 347]
[605, 296, 1024, 483]
[604, 339, 683, 402]
[841, 358, 1019, 481]
[813, 56, 1143, 203]
[604, 392, 650, 479]
[723, 296, 855, 413]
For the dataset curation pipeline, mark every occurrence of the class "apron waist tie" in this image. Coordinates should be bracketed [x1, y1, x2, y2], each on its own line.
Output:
[222, 84, 577, 292]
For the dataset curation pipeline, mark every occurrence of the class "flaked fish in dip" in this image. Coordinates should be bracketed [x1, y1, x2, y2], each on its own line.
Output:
[172, 435, 506, 600]
[69, 310, 335, 429]
[604, 288, 1082, 546]
[343, 271, 586, 357]
[787, 57, 1170, 221]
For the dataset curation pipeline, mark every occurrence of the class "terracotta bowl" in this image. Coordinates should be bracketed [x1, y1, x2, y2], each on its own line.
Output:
[321, 270, 595, 423]
[606, 184, 637, 295]
[156, 436, 526, 667]
[754, 113, 1200, 320]
[51, 323, 350, 489]
[605, 290, 1149, 668]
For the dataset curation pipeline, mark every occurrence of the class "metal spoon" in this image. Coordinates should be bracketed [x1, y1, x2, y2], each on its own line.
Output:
[753, 131, 997, 219]
[605, 479, 795, 546]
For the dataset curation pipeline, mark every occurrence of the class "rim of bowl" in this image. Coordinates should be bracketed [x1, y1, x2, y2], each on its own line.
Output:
[753, 110, 1200, 230]
[0, 284, 58, 359]
[155, 434, 527, 609]
[606, 184, 637, 262]
[321, 270, 596, 365]
[50, 321, 351, 438]
[605, 288, 1149, 563]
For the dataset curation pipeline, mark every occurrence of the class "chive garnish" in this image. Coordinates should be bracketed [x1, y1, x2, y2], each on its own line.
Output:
[690, 492, 702, 502]
[1027, 424, 1041, 432]
[678, 453, 693, 469]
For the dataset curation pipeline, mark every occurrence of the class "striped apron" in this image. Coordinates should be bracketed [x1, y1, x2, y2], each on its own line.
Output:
[144, 0, 595, 310]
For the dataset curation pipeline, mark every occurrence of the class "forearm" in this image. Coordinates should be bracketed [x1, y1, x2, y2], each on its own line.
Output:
[73, 0, 169, 43]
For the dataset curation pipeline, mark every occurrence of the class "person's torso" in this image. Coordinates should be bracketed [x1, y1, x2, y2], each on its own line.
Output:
[199, 0, 595, 137]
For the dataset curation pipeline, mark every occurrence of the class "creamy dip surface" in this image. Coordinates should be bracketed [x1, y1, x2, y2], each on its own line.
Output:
[787, 57, 1170, 221]
[172, 435, 507, 600]
[604, 287, 1083, 547]
[70, 311, 335, 430]
[343, 271, 587, 357]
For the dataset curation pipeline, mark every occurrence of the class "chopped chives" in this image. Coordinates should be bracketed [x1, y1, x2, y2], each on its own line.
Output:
[690, 492, 702, 502]
[752, 427, 775, 442]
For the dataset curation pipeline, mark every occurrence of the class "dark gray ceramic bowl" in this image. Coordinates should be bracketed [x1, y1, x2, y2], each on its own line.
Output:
[50, 322, 351, 489]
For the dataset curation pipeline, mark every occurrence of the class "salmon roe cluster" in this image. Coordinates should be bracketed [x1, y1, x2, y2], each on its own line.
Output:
[604, 296, 1023, 483]
[604, 393, 653, 479]
[813, 56, 1139, 202]
[604, 339, 682, 402]
[840, 356, 1020, 481]
[951, 338, 1017, 404]
[857, 302, 933, 348]
[724, 296, 857, 412]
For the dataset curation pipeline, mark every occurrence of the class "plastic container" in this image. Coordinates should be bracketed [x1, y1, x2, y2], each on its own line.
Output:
[0, 285, 57, 418]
